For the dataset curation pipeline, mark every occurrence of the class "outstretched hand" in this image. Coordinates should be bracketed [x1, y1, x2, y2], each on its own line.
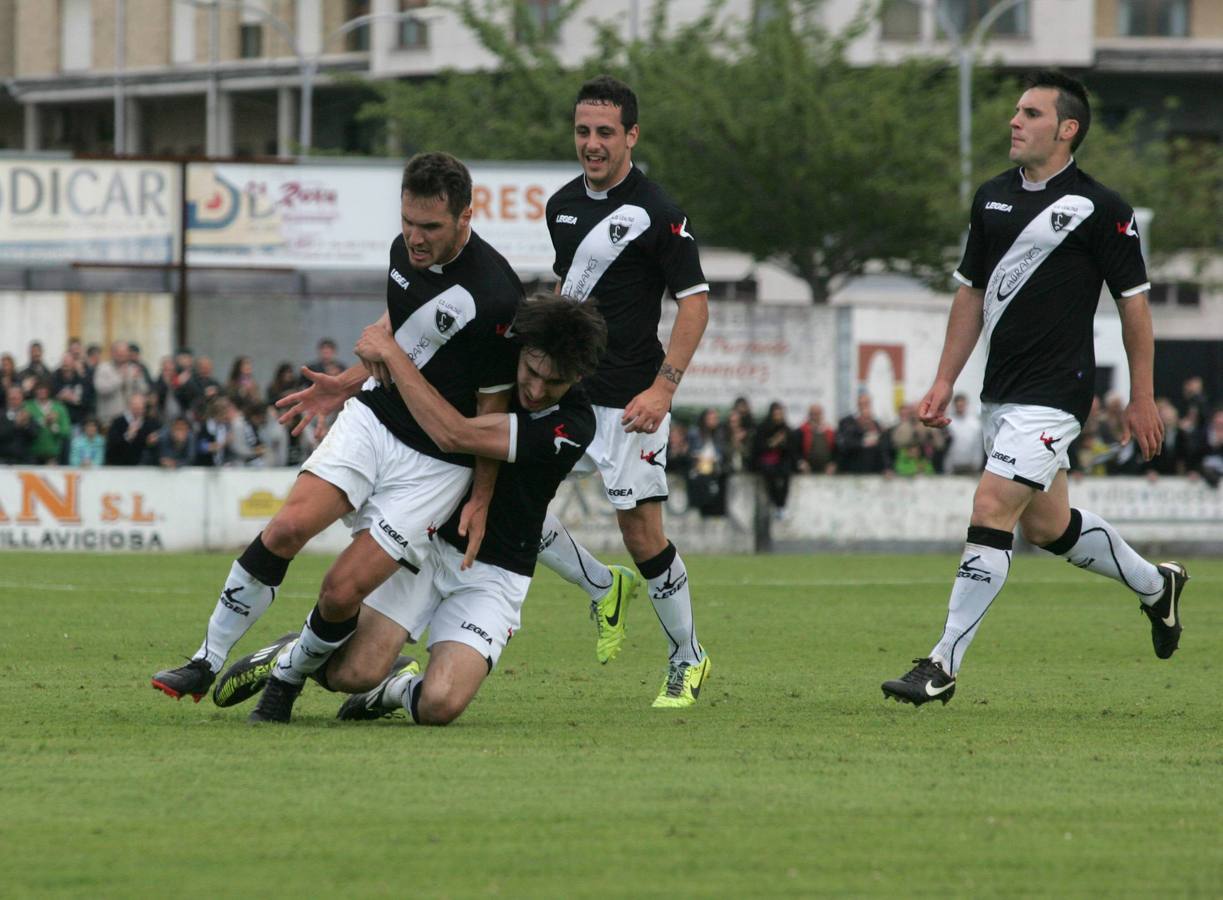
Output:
[275, 367, 347, 438]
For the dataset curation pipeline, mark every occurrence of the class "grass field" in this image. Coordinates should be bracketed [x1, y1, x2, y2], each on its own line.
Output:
[1, 550, 1220, 898]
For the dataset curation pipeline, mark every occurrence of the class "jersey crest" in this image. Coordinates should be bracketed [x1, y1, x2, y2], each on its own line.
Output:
[395, 284, 475, 369]
[562, 204, 651, 301]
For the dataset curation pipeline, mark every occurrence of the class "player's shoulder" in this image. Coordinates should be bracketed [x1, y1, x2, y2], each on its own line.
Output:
[463, 231, 525, 300]
[1070, 167, 1133, 213]
[548, 174, 588, 208]
[975, 168, 1017, 199]
[631, 170, 687, 216]
[558, 383, 596, 437]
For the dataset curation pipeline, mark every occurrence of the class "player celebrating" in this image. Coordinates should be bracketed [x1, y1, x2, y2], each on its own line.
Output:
[882, 71, 1188, 707]
[150, 153, 521, 705]
[535, 75, 712, 708]
[215, 294, 606, 725]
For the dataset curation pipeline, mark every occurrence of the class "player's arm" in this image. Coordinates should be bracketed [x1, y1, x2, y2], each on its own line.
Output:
[622, 290, 709, 434]
[918, 285, 984, 428]
[1116, 291, 1163, 460]
[354, 323, 513, 460]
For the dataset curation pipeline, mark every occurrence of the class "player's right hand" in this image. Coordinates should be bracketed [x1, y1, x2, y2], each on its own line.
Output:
[917, 382, 953, 428]
[275, 366, 346, 438]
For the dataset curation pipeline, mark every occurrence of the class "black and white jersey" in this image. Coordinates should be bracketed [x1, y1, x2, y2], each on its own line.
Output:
[358, 230, 523, 466]
[956, 161, 1150, 423]
[547, 166, 708, 408]
[438, 384, 595, 577]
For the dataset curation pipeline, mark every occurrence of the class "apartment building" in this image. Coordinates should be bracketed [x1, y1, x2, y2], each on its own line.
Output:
[0, 0, 1218, 157]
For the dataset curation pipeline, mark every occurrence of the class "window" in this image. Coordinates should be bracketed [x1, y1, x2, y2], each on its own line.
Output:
[937, 0, 1030, 38]
[881, 0, 922, 40]
[1117, 0, 1190, 37]
[515, 0, 561, 44]
[239, 23, 263, 58]
[397, 0, 429, 49]
[60, 0, 93, 72]
[708, 279, 759, 303]
[346, 0, 371, 51]
[1149, 282, 1201, 307]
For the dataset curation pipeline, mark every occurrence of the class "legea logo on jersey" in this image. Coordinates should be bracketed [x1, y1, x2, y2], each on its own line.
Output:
[985, 201, 1013, 213]
[390, 268, 410, 290]
[555, 214, 578, 225]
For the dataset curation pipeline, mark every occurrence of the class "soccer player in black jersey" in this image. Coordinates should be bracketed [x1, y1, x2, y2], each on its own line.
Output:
[535, 76, 712, 708]
[150, 153, 522, 711]
[214, 295, 606, 725]
[882, 72, 1189, 707]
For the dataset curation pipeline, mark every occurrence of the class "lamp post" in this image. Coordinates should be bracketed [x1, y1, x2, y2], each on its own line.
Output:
[928, 0, 1036, 208]
[177, 0, 432, 157]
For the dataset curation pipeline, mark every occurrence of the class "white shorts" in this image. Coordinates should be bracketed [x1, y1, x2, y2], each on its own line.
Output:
[363, 538, 529, 669]
[569, 405, 670, 510]
[981, 403, 1081, 491]
[301, 398, 471, 569]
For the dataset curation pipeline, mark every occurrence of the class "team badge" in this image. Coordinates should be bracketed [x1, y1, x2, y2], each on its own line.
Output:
[1051, 211, 1073, 232]
[609, 222, 629, 244]
[435, 309, 455, 333]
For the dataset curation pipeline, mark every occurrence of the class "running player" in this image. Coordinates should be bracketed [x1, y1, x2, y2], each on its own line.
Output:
[881, 71, 1189, 706]
[537, 75, 712, 708]
[150, 153, 522, 704]
[215, 294, 606, 725]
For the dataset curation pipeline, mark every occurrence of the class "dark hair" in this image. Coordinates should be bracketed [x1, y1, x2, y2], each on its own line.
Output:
[510, 292, 607, 383]
[1023, 69, 1091, 151]
[400, 152, 472, 218]
[575, 75, 638, 131]
[317, 338, 337, 351]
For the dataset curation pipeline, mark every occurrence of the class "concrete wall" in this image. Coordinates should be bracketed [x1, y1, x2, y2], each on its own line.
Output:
[15, 0, 58, 77]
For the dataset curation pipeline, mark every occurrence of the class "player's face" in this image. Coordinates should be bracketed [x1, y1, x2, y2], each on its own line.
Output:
[574, 101, 638, 192]
[401, 192, 472, 269]
[517, 348, 576, 412]
[1009, 88, 1073, 169]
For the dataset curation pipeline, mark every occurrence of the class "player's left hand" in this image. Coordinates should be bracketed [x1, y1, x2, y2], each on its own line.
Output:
[354, 325, 398, 366]
[1122, 395, 1164, 461]
[622, 386, 670, 434]
[457, 499, 488, 570]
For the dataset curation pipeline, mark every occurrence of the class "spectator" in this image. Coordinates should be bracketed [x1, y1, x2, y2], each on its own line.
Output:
[195, 396, 233, 466]
[731, 396, 756, 434]
[1193, 407, 1223, 489]
[94, 340, 150, 426]
[1, 385, 35, 463]
[266, 362, 300, 407]
[752, 401, 798, 513]
[69, 417, 107, 467]
[128, 342, 154, 386]
[18, 340, 50, 393]
[942, 393, 984, 474]
[1178, 376, 1211, 431]
[1072, 397, 1113, 476]
[157, 417, 197, 469]
[104, 393, 161, 466]
[890, 403, 946, 476]
[836, 393, 891, 474]
[249, 402, 288, 466]
[225, 399, 267, 467]
[153, 355, 186, 422]
[1, 353, 18, 395]
[24, 378, 71, 464]
[226, 355, 263, 407]
[687, 408, 729, 517]
[304, 338, 346, 381]
[178, 355, 222, 417]
[796, 403, 836, 474]
[665, 420, 691, 475]
[51, 351, 90, 428]
[724, 408, 752, 473]
[66, 336, 84, 365]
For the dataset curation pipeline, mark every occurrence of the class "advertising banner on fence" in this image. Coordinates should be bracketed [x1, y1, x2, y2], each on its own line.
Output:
[186, 161, 577, 274]
[659, 302, 839, 419]
[0, 159, 179, 264]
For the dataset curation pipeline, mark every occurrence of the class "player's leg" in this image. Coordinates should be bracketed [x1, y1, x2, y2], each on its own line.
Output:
[1024, 471, 1188, 658]
[150, 471, 353, 701]
[324, 604, 412, 693]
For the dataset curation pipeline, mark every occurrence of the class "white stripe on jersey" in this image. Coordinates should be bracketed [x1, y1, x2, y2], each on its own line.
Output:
[561, 204, 651, 301]
[982, 194, 1094, 346]
[394, 284, 476, 370]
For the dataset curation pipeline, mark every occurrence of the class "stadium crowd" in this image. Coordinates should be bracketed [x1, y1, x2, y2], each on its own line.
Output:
[3, 338, 1221, 509]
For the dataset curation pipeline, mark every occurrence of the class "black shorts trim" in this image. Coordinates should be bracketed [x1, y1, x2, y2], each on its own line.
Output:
[397, 557, 420, 574]
[1012, 474, 1044, 490]
[631, 494, 668, 508]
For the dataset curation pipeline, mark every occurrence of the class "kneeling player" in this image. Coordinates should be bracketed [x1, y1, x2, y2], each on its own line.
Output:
[218, 293, 607, 724]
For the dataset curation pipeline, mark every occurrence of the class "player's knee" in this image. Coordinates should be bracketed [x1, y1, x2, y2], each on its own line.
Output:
[417, 683, 467, 725]
[262, 513, 314, 557]
[325, 655, 384, 693]
[317, 572, 365, 619]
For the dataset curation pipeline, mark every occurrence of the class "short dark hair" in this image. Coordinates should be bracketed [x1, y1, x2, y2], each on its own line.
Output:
[575, 75, 638, 131]
[510, 293, 607, 383]
[1023, 69, 1091, 151]
[400, 152, 472, 218]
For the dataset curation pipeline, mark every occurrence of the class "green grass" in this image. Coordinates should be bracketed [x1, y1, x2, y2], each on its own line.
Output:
[1, 551, 1221, 898]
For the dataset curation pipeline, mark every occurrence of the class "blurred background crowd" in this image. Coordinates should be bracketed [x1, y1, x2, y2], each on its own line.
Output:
[3, 337, 1221, 518]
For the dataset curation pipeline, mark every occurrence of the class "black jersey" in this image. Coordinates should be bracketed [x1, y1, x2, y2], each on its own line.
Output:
[437, 385, 595, 577]
[956, 161, 1149, 423]
[546, 166, 708, 408]
[358, 230, 522, 466]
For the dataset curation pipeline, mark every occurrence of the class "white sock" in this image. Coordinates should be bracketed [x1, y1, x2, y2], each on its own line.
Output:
[192, 561, 277, 672]
[273, 606, 358, 686]
[1041, 508, 1164, 602]
[537, 512, 614, 601]
[384, 671, 425, 723]
[639, 543, 701, 665]
[930, 527, 1013, 676]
